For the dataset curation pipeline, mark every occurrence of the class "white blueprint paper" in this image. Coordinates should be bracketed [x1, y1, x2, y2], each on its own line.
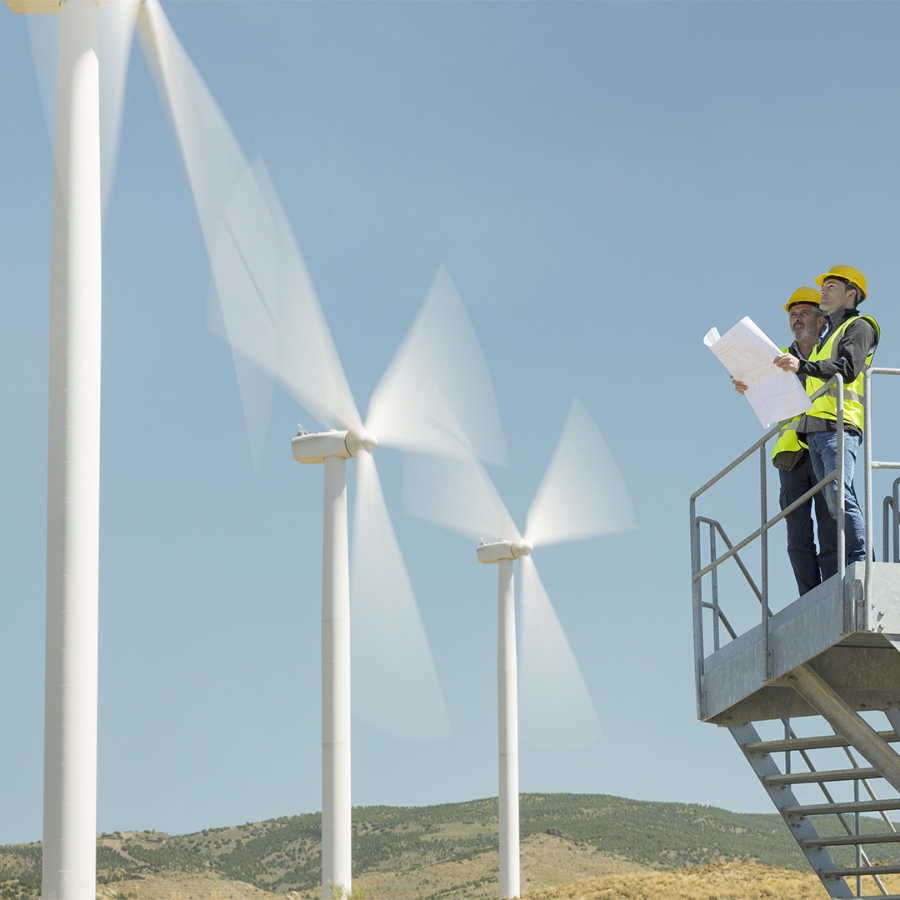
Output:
[704, 316, 811, 428]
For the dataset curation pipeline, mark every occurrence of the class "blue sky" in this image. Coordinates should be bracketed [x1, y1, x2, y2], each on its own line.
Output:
[3, 0, 900, 847]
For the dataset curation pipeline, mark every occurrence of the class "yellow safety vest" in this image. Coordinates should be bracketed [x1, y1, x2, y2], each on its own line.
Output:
[771, 346, 806, 471]
[804, 314, 880, 434]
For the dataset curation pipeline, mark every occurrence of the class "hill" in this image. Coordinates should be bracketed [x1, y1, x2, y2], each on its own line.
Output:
[0, 792, 877, 899]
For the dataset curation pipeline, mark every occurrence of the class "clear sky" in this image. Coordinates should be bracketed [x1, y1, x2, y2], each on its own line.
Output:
[3, 0, 900, 847]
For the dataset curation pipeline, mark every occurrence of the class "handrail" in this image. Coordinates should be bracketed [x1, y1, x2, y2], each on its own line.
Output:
[866, 369, 900, 603]
[692, 472, 836, 583]
[883, 496, 894, 565]
[695, 517, 762, 601]
[690, 375, 841, 505]
[881, 476, 900, 564]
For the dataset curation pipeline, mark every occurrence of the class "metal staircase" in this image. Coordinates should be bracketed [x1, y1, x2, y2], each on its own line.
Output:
[732, 716, 900, 898]
[691, 368, 900, 898]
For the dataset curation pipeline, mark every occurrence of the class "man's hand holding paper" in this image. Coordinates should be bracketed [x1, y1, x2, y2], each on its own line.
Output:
[704, 316, 811, 427]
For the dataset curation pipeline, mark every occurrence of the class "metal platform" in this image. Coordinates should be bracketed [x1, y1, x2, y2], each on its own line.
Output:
[701, 563, 900, 724]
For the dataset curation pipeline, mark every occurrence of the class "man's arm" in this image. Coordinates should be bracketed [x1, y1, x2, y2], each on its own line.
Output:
[796, 319, 877, 382]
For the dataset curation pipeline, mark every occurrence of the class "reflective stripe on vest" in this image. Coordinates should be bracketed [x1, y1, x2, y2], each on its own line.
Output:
[804, 314, 880, 433]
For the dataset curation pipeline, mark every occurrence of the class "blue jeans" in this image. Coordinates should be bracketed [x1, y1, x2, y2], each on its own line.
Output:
[779, 453, 838, 595]
[807, 431, 866, 565]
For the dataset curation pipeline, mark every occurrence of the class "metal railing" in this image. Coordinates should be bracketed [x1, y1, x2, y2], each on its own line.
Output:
[882, 476, 900, 564]
[692, 368, 900, 715]
[864, 368, 900, 602]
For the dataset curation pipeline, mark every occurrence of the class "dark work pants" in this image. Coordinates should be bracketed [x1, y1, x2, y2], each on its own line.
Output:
[779, 452, 838, 596]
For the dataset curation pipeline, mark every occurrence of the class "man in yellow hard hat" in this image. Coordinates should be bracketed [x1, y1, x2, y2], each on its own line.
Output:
[736, 287, 835, 594]
[774, 265, 879, 567]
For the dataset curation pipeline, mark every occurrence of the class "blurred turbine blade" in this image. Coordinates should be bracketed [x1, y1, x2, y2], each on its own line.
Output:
[366, 265, 507, 464]
[208, 160, 360, 431]
[230, 351, 273, 468]
[206, 279, 273, 464]
[525, 399, 636, 547]
[26, 16, 58, 152]
[137, 0, 242, 257]
[237, 161, 361, 431]
[138, 0, 360, 434]
[518, 555, 601, 751]
[98, 0, 138, 216]
[351, 451, 450, 742]
[404, 450, 518, 543]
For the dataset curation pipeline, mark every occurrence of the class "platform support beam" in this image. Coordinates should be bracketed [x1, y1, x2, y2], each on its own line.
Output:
[786, 664, 900, 793]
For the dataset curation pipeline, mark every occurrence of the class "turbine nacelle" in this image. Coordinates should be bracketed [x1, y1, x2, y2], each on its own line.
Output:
[6, 0, 116, 14]
[291, 428, 378, 465]
[476, 539, 533, 565]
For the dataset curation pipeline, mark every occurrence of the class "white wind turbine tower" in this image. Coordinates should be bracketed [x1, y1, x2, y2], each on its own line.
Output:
[7, 1, 139, 898]
[406, 400, 636, 900]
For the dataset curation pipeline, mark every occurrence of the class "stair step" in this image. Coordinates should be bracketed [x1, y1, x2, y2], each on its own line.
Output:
[765, 766, 882, 786]
[834, 895, 900, 900]
[823, 863, 900, 877]
[744, 730, 899, 754]
[801, 831, 900, 848]
[785, 798, 900, 818]
[839, 896, 900, 900]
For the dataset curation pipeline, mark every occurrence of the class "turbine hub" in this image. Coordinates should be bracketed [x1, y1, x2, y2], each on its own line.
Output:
[345, 428, 378, 456]
[510, 539, 533, 558]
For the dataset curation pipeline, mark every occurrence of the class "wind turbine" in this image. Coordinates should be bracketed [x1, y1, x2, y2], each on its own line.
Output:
[405, 399, 636, 900]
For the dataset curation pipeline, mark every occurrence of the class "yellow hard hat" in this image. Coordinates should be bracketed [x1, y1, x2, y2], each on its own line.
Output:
[783, 286, 822, 312]
[815, 265, 867, 301]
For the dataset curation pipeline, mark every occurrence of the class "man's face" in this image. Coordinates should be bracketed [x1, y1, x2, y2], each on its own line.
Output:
[788, 303, 823, 342]
[820, 277, 856, 315]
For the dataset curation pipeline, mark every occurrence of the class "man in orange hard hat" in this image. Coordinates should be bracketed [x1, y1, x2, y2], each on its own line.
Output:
[774, 265, 880, 567]
[737, 287, 835, 594]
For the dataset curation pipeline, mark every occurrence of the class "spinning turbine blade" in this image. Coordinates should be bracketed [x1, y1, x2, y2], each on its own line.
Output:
[137, 0, 243, 259]
[404, 450, 518, 543]
[367, 266, 507, 465]
[351, 451, 450, 742]
[139, 0, 360, 436]
[525, 399, 636, 547]
[230, 350, 274, 467]
[518, 555, 601, 751]
[98, 0, 138, 214]
[224, 161, 361, 431]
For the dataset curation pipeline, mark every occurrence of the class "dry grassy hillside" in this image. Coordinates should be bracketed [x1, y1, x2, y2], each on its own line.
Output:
[8, 794, 894, 900]
[95, 861, 895, 900]
[527, 862, 828, 899]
